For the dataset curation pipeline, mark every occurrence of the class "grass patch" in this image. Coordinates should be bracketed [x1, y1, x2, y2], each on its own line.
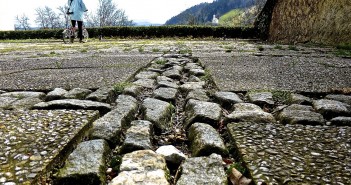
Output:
[288, 45, 299, 51]
[138, 46, 144, 53]
[154, 59, 168, 65]
[113, 82, 132, 94]
[179, 48, 192, 54]
[80, 49, 88, 53]
[274, 45, 284, 50]
[335, 43, 351, 57]
[200, 68, 212, 82]
[152, 48, 160, 52]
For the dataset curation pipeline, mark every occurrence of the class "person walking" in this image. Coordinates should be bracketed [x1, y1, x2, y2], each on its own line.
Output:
[67, 0, 88, 43]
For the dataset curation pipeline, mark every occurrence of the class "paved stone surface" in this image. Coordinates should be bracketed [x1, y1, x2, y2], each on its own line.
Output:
[142, 98, 174, 131]
[91, 95, 138, 146]
[0, 110, 99, 184]
[184, 99, 222, 128]
[228, 122, 351, 185]
[120, 120, 153, 154]
[55, 139, 110, 185]
[176, 153, 227, 185]
[109, 150, 170, 185]
[188, 122, 228, 157]
[198, 51, 351, 93]
[1, 40, 351, 185]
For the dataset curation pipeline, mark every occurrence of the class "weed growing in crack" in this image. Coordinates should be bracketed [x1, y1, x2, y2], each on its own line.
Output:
[113, 82, 132, 94]
[288, 45, 299, 51]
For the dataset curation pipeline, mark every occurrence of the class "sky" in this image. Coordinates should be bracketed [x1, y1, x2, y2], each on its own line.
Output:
[0, 0, 213, 30]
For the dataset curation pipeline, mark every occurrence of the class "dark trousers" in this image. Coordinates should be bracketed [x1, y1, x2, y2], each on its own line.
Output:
[71, 20, 83, 40]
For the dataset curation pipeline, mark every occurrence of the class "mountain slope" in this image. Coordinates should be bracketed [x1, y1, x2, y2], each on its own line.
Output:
[165, 0, 253, 25]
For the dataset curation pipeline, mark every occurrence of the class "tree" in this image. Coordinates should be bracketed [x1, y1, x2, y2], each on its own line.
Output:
[57, 5, 70, 28]
[86, 0, 133, 27]
[35, 6, 61, 29]
[15, 14, 30, 30]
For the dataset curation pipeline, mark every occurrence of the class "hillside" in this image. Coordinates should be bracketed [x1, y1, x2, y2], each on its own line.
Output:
[165, 0, 253, 25]
[219, 6, 260, 26]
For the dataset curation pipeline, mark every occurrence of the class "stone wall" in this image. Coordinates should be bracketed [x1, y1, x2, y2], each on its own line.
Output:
[259, 0, 351, 44]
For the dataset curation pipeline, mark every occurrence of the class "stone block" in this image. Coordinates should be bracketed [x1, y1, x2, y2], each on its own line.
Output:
[184, 99, 222, 128]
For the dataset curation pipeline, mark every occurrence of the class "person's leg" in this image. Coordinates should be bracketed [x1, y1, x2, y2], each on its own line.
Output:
[78, 21, 83, 41]
[70, 20, 76, 40]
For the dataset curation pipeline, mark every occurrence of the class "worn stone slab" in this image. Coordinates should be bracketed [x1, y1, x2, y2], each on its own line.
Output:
[188, 123, 228, 157]
[46, 88, 68, 101]
[186, 89, 210, 102]
[184, 99, 222, 128]
[86, 86, 116, 103]
[157, 80, 179, 89]
[227, 122, 351, 184]
[180, 82, 205, 93]
[63, 88, 92, 100]
[109, 150, 170, 185]
[133, 78, 156, 89]
[156, 145, 187, 166]
[55, 139, 110, 185]
[290, 93, 312, 105]
[176, 153, 227, 185]
[153, 87, 178, 102]
[188, 75, 202, 82]
[142, 98, 174, 131]
[33, 99, 111, 114]
[225, 103, 276, 123]
[10, 97, 43, 110]
[91, 95, 138, 146]
[313, 99, 351, 119]
[277, 104, 325, 125]
[162, 69, 181, 80]
[0, 91, 46, 100]
[189, 68, 205, 76]
[184, 63, 202, 72]
[0, 110, 99, 185]
[247, 92, 275, 106]
[330, 116, 351, 126]
[325, 94, 351, 105]
[135, 71, 159, 79]
[157, 76, 174, 83]
[214, 91, 243, 107]
[120, 120, 153, 154]
[0, 97, 18, 109]
[123, 85, 143, 97]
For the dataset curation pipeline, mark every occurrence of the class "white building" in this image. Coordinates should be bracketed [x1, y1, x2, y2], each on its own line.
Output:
[212, 15, 219, 25]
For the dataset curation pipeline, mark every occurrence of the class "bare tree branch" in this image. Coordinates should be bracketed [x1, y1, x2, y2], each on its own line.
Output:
[15, 14, 31, 30]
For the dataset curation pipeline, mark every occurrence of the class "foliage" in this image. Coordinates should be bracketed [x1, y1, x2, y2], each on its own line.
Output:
[165, 0, 257, 25]
[335, 43, 351, 57]
[219, 9, 244, 26]
[0, 26, 257, 40]
[85, 0, 134, 27]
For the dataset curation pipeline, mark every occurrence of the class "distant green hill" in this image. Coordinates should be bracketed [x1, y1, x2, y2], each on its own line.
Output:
[165, 0, 253, 25]
[219, 9, 244, 26]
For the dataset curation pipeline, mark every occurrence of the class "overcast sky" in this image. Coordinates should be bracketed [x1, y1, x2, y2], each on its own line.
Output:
[0, 0, 213, 30]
